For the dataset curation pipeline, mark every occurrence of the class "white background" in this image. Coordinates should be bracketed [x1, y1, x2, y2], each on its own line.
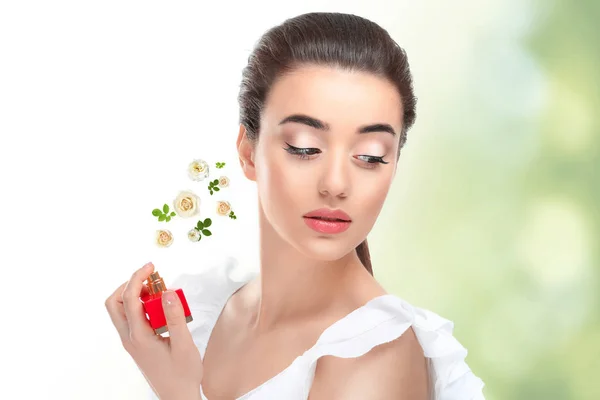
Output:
[0, 1, 532, 399]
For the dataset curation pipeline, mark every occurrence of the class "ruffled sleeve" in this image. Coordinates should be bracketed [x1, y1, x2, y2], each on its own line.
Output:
[300, 295, 485, 400]
[409, 303, 485, 399]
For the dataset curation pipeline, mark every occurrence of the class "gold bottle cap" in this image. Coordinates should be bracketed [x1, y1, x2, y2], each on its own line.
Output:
[146, 271, 167, 295]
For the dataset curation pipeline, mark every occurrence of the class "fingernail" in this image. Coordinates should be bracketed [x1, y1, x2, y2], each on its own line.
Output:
[163, 290, 177, 306]
[143, 262, 153, 269]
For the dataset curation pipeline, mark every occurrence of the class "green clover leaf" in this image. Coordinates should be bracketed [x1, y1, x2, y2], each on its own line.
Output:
[191, 218, 214, 241]
[152, 204, 176, 222]
[208, 180, 221, 195]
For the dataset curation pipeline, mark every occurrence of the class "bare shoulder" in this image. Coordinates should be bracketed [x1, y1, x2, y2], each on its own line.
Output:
[308, 326, 430, 400]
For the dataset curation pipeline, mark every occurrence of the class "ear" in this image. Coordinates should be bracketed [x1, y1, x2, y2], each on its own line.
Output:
[236, 124, 257, 182]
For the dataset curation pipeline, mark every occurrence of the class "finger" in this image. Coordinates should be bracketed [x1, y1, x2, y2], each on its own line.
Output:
[162, 290, 195, 353]
[105, 280, 130, 342]
[122, 262, 156, 338]
[107, 281, 150, 332]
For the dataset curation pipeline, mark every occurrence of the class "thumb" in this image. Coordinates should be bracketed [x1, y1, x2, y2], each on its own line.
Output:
[162, 290, 194, 351]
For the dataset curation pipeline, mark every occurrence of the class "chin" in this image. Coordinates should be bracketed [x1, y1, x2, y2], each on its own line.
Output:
[289, 234, 360, 262]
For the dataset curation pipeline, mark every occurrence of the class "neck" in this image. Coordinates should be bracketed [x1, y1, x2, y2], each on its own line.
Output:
[246, 201, 371, 334]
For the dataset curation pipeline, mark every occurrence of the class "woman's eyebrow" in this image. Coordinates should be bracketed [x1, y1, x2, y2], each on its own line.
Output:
[279, 114, 329, 130]
[278, 114, 396, 136]
[359, 123, 396, 136]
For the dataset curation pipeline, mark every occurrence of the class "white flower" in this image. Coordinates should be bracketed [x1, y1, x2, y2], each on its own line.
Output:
[216, 200, 231, 216]
[173, 190, 201, 218]
[155, 229, 174, 247]
[187, 229, 201, 242]
[187, 159, 210, 182]
[218, 176, 229, 188]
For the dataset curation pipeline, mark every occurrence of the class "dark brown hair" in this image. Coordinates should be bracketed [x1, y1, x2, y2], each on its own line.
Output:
[238, 12, 417, 276]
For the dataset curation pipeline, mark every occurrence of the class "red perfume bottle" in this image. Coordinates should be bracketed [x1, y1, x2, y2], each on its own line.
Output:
[140, 271, 193, 335]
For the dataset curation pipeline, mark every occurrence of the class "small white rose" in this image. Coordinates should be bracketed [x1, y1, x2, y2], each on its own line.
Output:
[188, 159, 210, 182]
[216, 200, 231, 216]
[187, 228, 201, 242]
[155, 229, 174, 247]
[218, 176, 229, 188]
[173, 190, 201, 218]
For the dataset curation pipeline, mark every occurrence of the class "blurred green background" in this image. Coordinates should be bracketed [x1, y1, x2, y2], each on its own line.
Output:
[372, 1, 599, 399]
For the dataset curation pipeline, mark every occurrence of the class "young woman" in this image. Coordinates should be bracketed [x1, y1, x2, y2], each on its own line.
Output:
[105, 12, 485, 400]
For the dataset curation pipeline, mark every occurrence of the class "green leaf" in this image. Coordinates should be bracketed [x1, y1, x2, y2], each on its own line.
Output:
[163, 204, 169, 213]
[202, 229, 212, 236]
[166, 216, 171, 222]
[196, 220, 204, 229]
[213, 179, 219, 185]
[203, 218, 212, 227]
[170, 212, 176, 216]
[214, 187, 220, 191]
[152, 209, 161, 216]
[209, 190, 213, 195]
[158, 215, 166, 221]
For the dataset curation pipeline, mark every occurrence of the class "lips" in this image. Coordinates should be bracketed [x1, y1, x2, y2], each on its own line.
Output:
[303, 208, 352, 234]
[303, 208, 352, 222]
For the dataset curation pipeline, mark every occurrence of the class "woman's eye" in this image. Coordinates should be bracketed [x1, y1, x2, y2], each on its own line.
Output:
[283, 143, 321, 160]
[356, 155, 390, 165]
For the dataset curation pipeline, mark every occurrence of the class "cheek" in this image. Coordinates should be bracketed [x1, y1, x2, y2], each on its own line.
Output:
[256, 144, 312, 216]
[355, 170, 394, 217]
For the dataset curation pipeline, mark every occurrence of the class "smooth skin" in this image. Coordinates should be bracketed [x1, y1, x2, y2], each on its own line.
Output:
[106, 65, 429, 399]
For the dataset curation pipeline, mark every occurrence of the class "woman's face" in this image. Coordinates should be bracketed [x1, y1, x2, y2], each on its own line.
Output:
[240, 64, 403, 261]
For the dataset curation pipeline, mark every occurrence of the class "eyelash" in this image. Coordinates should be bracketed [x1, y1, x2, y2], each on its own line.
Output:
[283, 143, 389, 167]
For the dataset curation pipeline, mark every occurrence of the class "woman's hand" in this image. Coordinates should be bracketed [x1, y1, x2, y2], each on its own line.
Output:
[105, 262, 203, 400]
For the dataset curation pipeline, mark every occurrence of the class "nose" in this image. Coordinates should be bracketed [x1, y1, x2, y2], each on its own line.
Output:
[318, 150, 351, 199]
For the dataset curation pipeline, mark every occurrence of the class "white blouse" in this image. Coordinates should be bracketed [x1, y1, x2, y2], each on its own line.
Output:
[147, 257, 485, 399]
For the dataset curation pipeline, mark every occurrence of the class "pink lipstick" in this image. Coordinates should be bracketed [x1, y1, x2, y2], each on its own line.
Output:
[303, 208, 352, 234]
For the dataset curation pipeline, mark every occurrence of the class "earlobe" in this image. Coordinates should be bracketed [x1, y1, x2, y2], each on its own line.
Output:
[236, 124, 257, 182]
